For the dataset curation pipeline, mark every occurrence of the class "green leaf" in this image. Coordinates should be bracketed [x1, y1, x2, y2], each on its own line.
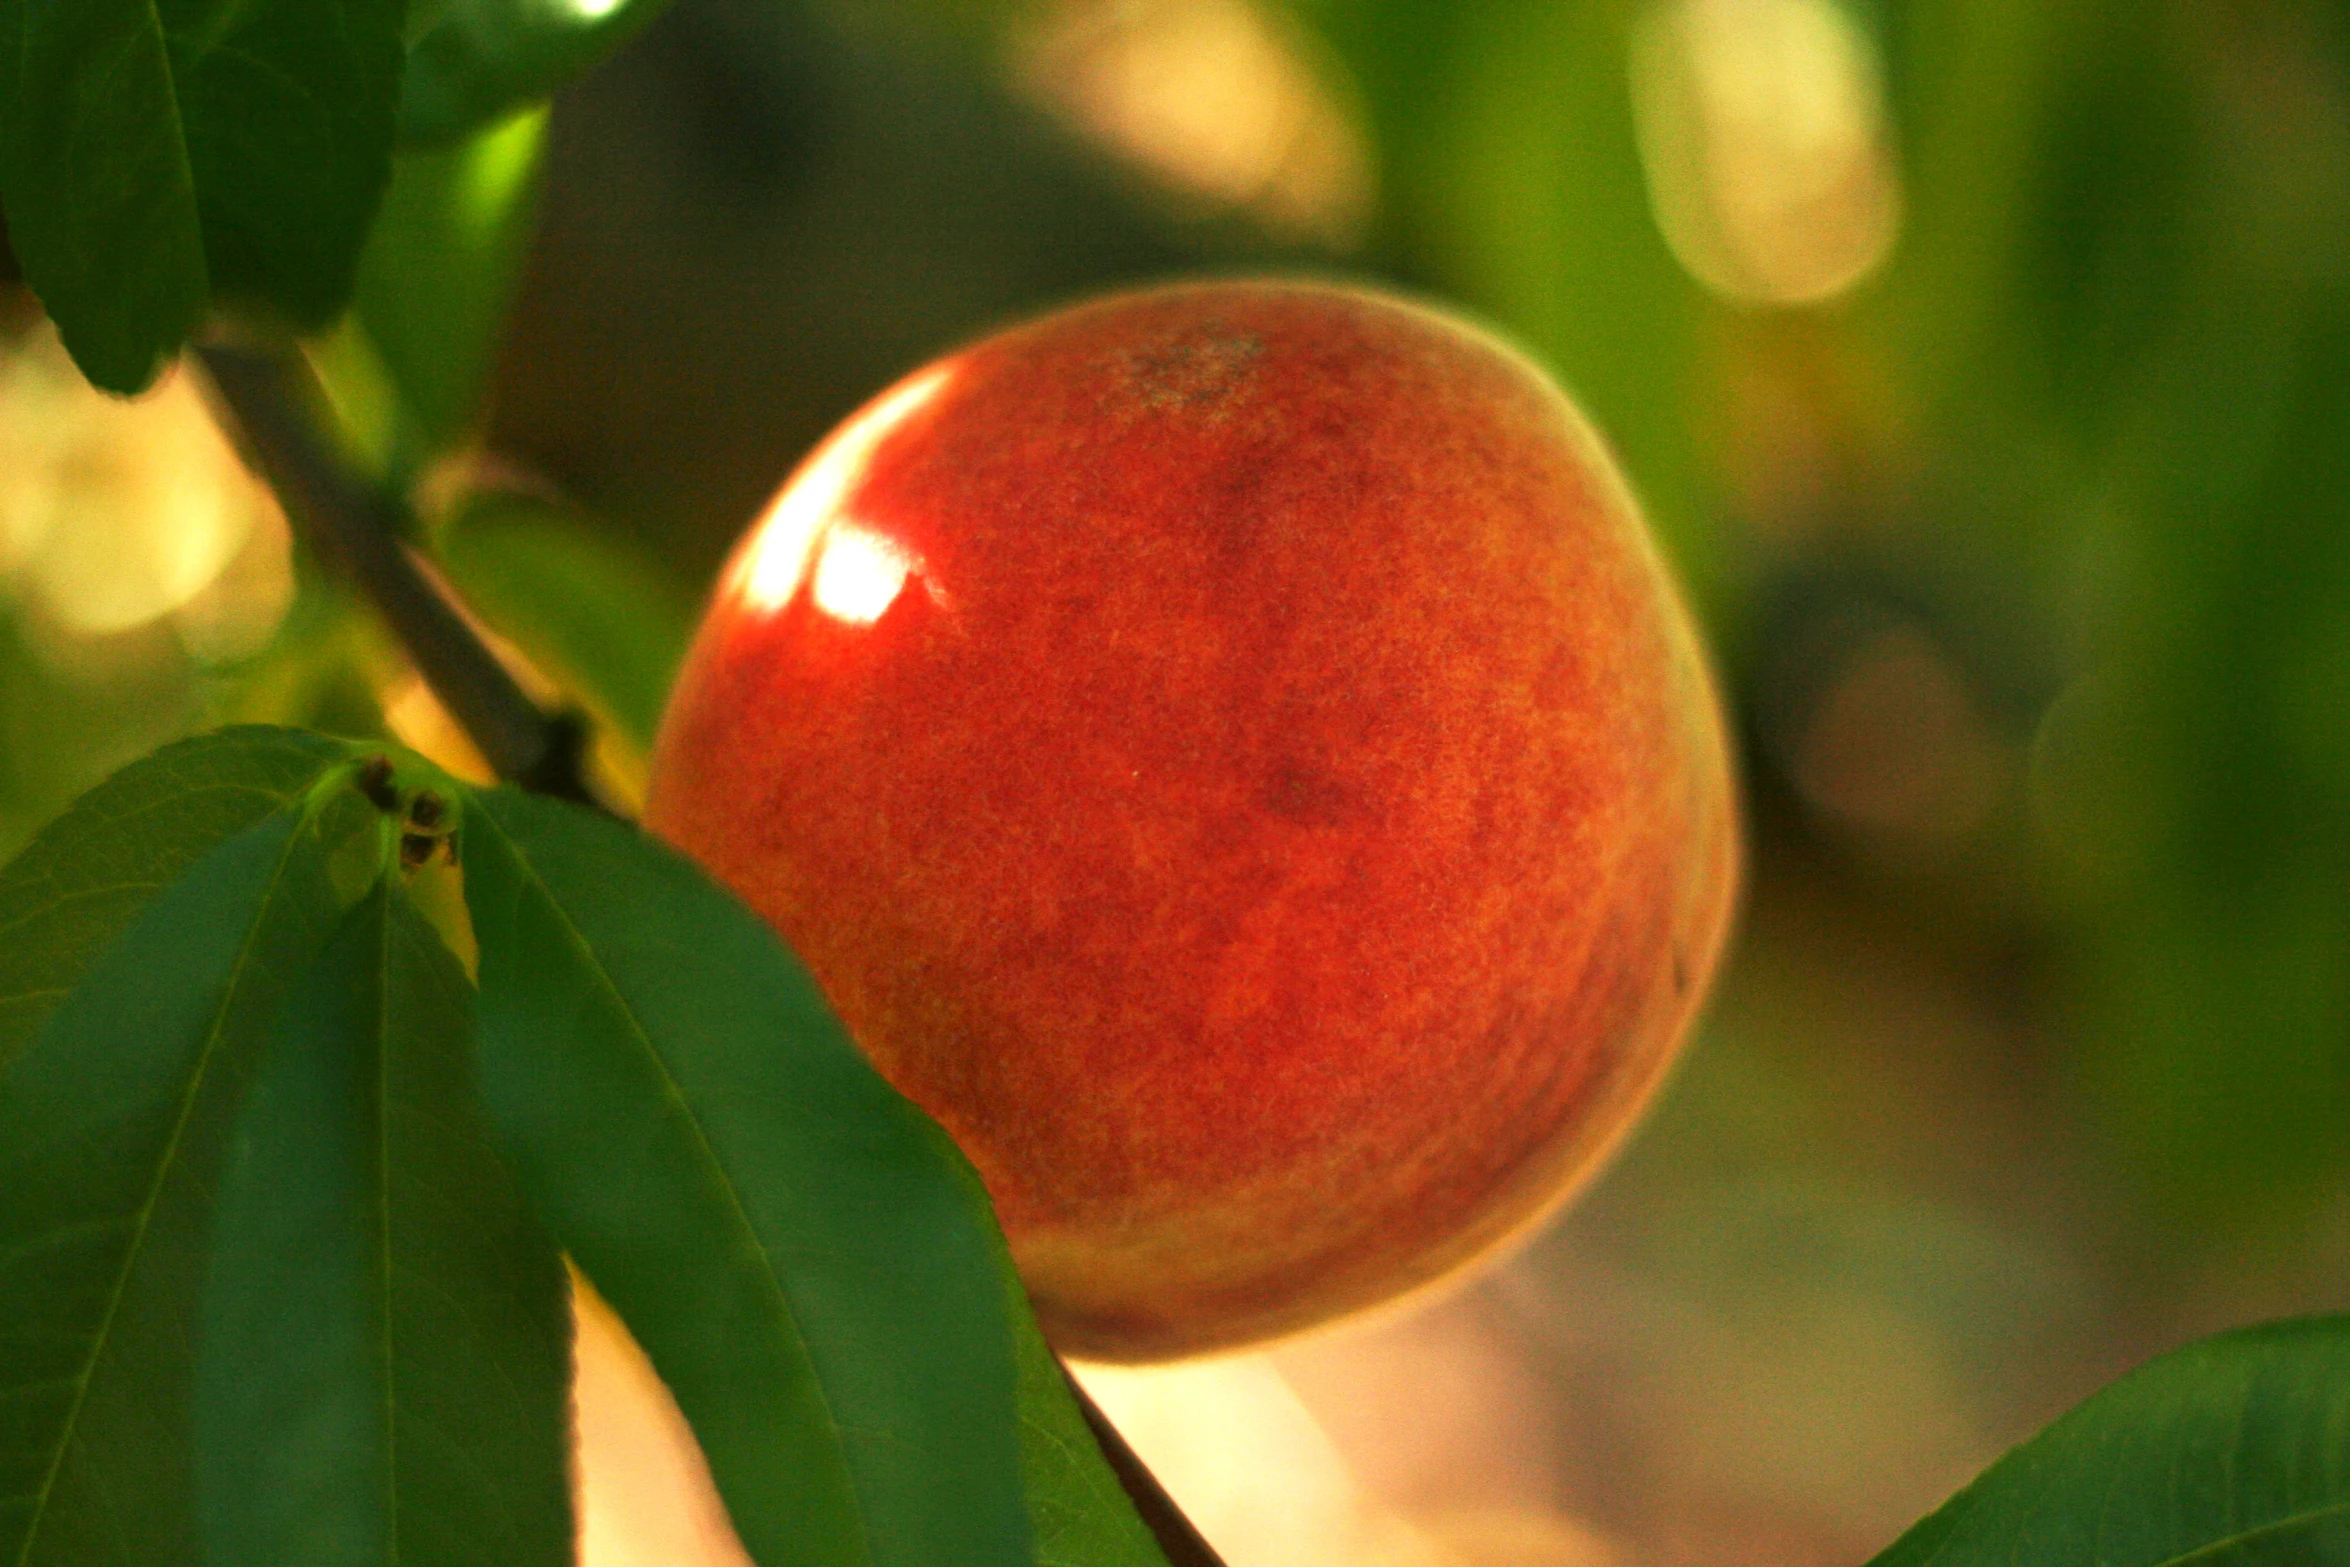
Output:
[1869, 1315, 2350, 1567]
[0, 0, 407, 393]
[352, 104, 550, 466]
[457, 788, 1032, 1567]
[0, 779, 381, 1567]
[1004, 1277, 1171, 1567]
[0, 5, 202, 394]
[401, 0, 675, 146]
[0, 727, 353, 1074]
[434, 491, 696, 752]
[195, 875, 572, 1567]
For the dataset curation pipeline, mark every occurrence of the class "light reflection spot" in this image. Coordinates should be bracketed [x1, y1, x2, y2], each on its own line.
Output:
[731, 366, 953, 615]
[810, 525, 915, 626]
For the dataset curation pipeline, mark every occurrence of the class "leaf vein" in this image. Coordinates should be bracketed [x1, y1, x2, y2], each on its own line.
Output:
[481, 807, 878, 1567]
[6, 806, 310, 1567]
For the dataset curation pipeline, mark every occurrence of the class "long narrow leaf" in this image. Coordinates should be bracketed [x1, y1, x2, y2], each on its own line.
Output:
[1870, 1314, 2350, 1567]
[1003, 1273, 1170, 1567]
[353, 106, 550, 467]
[0, 783, 378, 1567]
[401, 0, 673, 146]
[0, 727, 351, 1070]
[370, 881, 575, 1565]
[459, 788, 1031, 1567]
[0, 0, 406, 392]
[193, 875, 571, 1567]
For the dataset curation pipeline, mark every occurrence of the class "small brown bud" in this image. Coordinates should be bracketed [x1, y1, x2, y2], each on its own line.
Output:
[356, 757, 400, 813]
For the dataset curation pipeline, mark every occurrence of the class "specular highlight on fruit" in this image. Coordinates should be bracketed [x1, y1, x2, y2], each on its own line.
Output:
[647, 280, 1739, 1361]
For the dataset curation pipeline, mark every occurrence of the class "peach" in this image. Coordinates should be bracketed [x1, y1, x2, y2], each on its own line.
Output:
[646, 280, 1737, 1361]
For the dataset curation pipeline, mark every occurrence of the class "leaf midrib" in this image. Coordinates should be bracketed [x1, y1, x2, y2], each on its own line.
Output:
[477, 807, 879, 1567]
[144, 0, 199, 245]
[2158, 1496, 2350, 1567]
[9, 805, 312, 1567]
[371, 886, 403, 1567]
[0, 777, 317, 945]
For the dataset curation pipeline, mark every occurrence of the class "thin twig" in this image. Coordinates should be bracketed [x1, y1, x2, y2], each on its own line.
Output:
[194, 339, 598, 806]
[1068, 1366, 1229, 1567]
[195, 334, 1228, 1567]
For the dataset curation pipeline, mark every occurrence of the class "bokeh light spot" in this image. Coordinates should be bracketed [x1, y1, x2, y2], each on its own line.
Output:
[1630, 0, 1902, 306]
[0, 319, 289, 653]
[1012, 0, 1375, 247]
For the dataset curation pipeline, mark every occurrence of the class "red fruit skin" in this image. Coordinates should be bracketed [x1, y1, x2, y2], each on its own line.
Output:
[646, 280, 1738, 1362]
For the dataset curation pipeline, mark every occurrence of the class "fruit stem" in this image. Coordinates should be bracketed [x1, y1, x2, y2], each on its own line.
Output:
[194, 339, 600, 808]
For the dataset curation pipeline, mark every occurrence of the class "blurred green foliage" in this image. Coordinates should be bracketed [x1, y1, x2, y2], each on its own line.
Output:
[4, 0, 2345, 1315]
[1318, 0, 2350, 1235]
[2, 3, 2348, 1559]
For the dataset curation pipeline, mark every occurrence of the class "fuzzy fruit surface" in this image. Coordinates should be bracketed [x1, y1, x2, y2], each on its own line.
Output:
[647, 280, 1738, 1361]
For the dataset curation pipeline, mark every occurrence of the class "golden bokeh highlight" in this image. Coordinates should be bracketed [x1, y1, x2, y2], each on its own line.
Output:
[1011, 0, 1375, 247]
[1629, 0, 1902, 306]
[571, 1268, 1624, 1567]
[572, 1279, 754, 1567]
[0, 320, 291, 661]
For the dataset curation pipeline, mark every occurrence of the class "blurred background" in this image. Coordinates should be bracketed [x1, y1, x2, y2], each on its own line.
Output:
[4, 0, 2349, 1562]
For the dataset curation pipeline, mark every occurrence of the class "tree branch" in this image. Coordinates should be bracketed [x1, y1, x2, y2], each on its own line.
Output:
[1068, 1367, 1229, 1567]
[194, 340, 598, 806]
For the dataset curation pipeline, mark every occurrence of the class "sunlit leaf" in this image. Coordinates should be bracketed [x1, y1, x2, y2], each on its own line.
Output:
[1869, 1315, 2350, 1566]
[0, 0, 406, 393]
[353, 105, 551, 467]
[401, 0, 677, 146]
[458, 788, 1032, 1567]
[0, 778, 380, 1567]
[195, 874, 571, 1567]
